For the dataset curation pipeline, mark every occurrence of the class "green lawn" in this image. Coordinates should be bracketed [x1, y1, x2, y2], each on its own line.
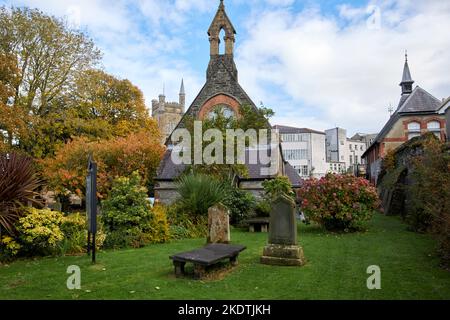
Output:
[1, 213, 449, 300]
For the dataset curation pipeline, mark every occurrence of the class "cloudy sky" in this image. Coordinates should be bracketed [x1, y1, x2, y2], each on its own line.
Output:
[2, 0, 450, 136]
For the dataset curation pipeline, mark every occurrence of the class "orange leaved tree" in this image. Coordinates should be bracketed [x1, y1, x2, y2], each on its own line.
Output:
[41, 127, 165, 201]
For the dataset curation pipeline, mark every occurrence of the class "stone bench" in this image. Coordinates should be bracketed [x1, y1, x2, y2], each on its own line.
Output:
[170, 243, 246, 279]
[247, 217, 270, 233]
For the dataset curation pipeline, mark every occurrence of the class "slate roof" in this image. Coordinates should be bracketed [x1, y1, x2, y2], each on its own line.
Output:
[272, 125, 325, 135]
[363, 85, 442, 157]
[397, 86, 441, 113]
[155, 147, 303, 188]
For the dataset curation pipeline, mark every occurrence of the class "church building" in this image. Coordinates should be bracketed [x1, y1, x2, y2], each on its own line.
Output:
[154, 0, 301, 204]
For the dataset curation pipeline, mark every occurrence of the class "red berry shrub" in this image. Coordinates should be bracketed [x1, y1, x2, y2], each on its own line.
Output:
[298, 174, 380, 232]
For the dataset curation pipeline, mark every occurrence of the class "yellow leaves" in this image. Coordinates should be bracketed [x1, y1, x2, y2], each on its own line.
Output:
[1, 236, 22, 255]
[17, 208, 65, 247]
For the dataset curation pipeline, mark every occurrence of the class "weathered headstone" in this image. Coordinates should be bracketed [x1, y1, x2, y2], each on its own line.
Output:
[207, 203, 230, 244]
[260, 194, 305, 266]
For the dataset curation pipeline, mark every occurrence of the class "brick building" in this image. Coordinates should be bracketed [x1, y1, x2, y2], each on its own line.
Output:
[362, 54, 447, 184]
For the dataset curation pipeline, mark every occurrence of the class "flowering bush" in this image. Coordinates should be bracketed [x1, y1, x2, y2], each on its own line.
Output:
[298, 174, 380, 231]
[16, 208, 64, 255]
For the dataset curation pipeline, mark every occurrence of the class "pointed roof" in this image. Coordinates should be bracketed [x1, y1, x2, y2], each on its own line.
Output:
[179, 79, 185, 95]
[401, 53, 413, 84]
[363, 85, 442, 157]
[208, 0, 236, 36]
[397, 86, 441, 113]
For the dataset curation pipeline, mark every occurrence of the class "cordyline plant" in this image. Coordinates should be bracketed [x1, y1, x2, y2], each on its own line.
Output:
[0, 152, 43, 235]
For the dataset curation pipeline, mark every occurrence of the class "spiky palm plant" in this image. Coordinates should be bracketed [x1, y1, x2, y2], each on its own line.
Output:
[176, 173, 226, 216]
[0, 153, 42, 235]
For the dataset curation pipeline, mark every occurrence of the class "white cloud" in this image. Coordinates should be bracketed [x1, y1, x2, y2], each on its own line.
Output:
[236, 0, 450, 135]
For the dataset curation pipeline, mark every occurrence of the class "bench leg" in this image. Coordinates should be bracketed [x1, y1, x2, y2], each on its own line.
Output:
[174, 261, 186, 278]
[249, 225, 255, 233]
[194, 264, 206, 279]
[230, 255, 238, 266]
[261, 224, 268, 233]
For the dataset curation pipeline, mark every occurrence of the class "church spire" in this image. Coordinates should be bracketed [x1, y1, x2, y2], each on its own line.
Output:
[208, 0, 236, 56]
[400, 51, 414, 95]
[179, 78, 185, 108]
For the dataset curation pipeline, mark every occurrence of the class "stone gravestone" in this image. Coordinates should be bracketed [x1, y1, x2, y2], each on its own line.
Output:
[260, 194, 305, 266]
[207, 203, 230, 244]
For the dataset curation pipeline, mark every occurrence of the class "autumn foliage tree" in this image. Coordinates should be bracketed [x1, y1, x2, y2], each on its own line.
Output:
[41, 127, 165, 200]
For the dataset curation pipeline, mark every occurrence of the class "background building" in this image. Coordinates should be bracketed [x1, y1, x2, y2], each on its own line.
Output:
[363, 55, 447, 184]
[274, 125, 328, 178]
[151, 80, 185, 143]
[325, 127, 367, 174]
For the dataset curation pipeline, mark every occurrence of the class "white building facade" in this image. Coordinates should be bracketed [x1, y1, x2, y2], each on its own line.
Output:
[325, 127, 368, 174]
[274, 125, 328, 179]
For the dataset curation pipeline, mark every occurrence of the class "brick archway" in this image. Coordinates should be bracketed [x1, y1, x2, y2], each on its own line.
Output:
[198, 94, 241, 120]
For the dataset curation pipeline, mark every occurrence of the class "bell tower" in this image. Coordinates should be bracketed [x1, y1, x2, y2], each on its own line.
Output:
[208, 0, 236, 56]
[206, 0, 238, 81]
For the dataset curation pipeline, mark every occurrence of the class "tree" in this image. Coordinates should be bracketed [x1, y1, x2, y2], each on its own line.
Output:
[0, 7, 101, 157]
[69, 69, 154, 137]
[41, 128, 165, 200]
[0, 52, 26, 151]
[182, 104, 275, 180]
[0, 7, 101, 115]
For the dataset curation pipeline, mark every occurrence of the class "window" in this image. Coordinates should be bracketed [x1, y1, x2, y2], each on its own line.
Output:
[355, 155, 358, 164]
[360, 145, 364, 151]
[407, 121, 421, 140]
[301, 165, 309, 176]
[349, 144, 352, 150]
[207, 104, 235, 120]
[427, 121, 441, 138]
[349, 155, 353, 164]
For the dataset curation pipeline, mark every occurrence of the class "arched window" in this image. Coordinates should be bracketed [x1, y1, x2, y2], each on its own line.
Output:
[207, 104, 235, 120]
[407, 121, 421, 140]
[427, 121, 441, 138]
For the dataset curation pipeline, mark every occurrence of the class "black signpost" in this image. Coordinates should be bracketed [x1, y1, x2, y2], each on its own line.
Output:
[86, 156, 98, 264]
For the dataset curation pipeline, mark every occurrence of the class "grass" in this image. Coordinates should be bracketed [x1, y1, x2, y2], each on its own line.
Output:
[1, 213, 449, 300]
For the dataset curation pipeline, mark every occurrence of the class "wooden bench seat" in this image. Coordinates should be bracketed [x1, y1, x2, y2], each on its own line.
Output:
[170, 243, 246, 279]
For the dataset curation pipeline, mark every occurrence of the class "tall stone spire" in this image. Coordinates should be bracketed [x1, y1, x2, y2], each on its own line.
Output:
[400, 51, 414, 95]
[179, 78, 185, 109]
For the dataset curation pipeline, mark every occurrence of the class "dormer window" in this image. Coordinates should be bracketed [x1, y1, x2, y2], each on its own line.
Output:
[407, 122, 421, 140]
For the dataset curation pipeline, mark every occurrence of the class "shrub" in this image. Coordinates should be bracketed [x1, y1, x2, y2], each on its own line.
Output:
[60, 213, 106, 254]
[0, 152, 42, 235]
[254, 200, 271, 217]
[0, 235, 22, 260]
[41, 129, 164, 200]
[222, 187, 256, 225]
[101, 172, 169, 249]
[165, 203, 208, 240]
[176, 173, 226, 216]
[298, 174, 380, 232]
[262, 176, 295, 200]
[407, 138, 450, 266]
[16, 208, 64, 255]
